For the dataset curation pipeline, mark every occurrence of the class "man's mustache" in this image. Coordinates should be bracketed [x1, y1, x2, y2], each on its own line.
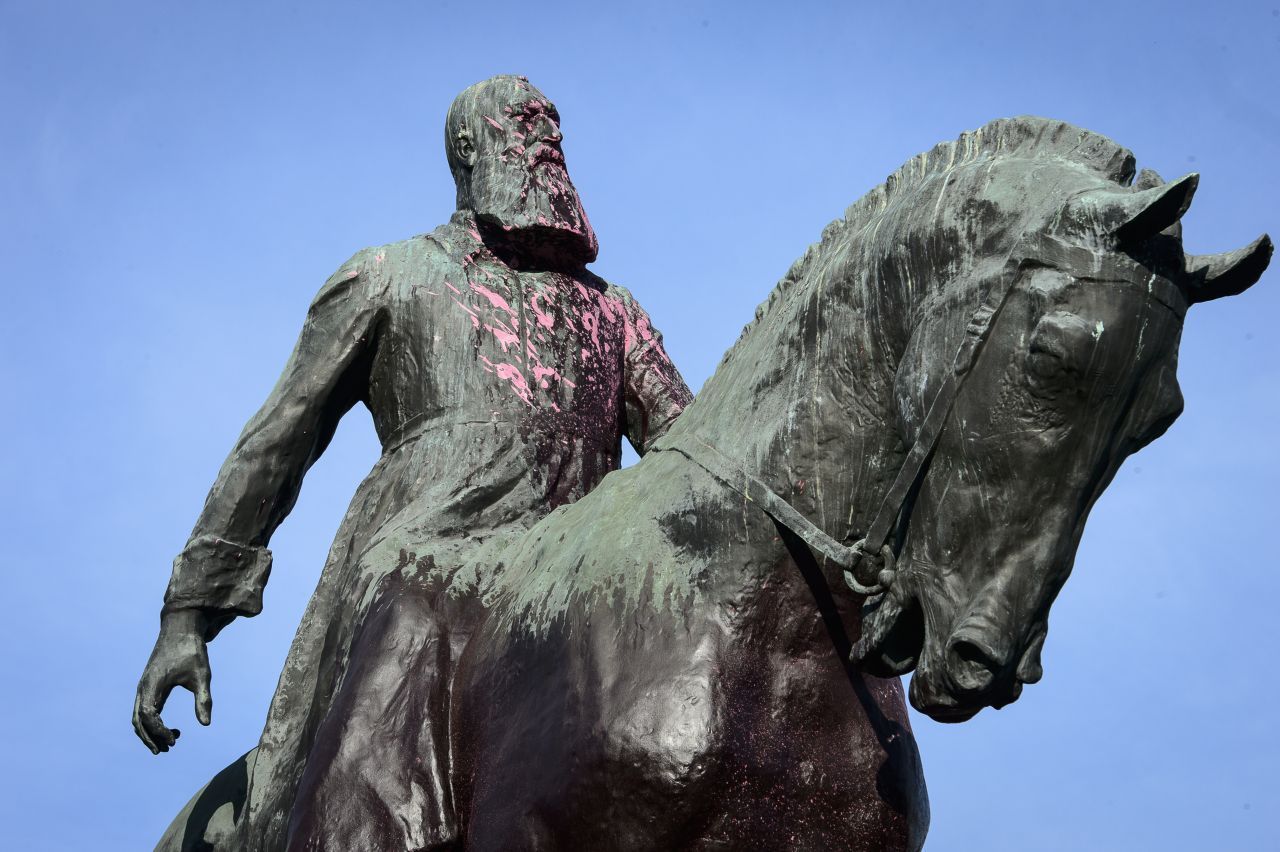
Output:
[525, 143, 565, 169]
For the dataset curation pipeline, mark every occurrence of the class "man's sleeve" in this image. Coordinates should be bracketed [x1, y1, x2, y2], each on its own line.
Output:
[619, 290, 693, 455]
[163, 251, 383, 633]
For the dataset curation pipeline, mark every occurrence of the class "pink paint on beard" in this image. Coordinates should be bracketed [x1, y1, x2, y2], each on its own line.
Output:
[469, 148, 598, 267]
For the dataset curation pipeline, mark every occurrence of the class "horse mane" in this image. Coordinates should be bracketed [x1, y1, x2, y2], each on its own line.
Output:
[725, 116, 1138, 356]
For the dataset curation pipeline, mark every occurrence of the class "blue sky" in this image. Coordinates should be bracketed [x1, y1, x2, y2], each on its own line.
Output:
[2, 1, 1277, 849]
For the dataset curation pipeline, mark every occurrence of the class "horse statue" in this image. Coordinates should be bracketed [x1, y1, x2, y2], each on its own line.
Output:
[159, 116, 1270, 851]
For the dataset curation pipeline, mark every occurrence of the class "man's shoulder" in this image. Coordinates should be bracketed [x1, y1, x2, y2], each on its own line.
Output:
[314, 229, 458, 300]
[352, 228, 456, 269]
[588, 274, 649, 317]
[578, 269, 631, 304]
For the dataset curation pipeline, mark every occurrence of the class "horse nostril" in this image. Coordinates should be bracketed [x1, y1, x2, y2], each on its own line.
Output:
[946, 638, 1000, 694]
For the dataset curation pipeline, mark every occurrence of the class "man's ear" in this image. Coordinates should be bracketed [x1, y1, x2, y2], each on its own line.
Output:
[455, 124, 476, 168]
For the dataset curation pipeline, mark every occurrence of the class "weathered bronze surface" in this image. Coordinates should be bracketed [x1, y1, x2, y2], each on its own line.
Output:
[141, 83, 1271, 851]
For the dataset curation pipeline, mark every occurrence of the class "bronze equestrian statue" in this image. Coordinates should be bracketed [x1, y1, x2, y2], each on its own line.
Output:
[144, 102, 1270, 850]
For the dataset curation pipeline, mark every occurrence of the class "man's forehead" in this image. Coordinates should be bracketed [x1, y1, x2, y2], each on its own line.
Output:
[504, 91, 555, 114]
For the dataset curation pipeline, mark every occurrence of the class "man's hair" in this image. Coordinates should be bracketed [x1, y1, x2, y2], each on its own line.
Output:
[445, 75, 539, 209]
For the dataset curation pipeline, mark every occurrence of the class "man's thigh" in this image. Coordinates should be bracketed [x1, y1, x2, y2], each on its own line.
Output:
[286, 573, 476, 851]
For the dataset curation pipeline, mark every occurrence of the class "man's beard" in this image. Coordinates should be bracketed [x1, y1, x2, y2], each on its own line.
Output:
[469, 148, 599, 271]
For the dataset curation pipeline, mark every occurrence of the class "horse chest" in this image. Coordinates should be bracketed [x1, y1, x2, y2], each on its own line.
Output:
[462, 617, 924, 851]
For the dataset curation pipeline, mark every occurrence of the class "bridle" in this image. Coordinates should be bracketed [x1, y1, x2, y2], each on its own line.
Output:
[649, 228, 1187, 631]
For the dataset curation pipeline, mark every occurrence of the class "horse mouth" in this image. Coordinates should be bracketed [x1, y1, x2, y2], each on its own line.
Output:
[914, 702, 982, 724]
[852, 591, 926, 679]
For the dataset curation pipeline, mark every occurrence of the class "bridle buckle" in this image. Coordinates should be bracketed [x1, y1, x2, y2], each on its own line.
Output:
[842, 539, 897, 597]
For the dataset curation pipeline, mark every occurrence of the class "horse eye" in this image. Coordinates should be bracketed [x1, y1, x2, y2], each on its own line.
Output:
[1027, 350, 1066, 380]
[1024, 339, 1081, 401]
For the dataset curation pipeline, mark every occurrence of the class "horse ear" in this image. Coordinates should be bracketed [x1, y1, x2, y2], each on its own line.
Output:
[1184, 234, 1273, 303]
[1133, 168, 1182, 240]
[1063, 172, 1198, 244]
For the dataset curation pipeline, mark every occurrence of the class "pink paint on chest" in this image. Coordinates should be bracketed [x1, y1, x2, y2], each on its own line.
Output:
[528, 291, 556, 329]
[493, 362, 532, 405]
[470, 281, 517, 319]
[532, 364, 557, 388]
[449, 295, 481, 329]
[485, 322, 520, 354]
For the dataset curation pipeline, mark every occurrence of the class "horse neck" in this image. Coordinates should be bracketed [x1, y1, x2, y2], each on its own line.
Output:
[673, 249, 921, 543]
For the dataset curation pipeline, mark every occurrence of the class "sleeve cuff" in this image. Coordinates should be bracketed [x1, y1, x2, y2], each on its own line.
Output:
[163, 535, 273, 617]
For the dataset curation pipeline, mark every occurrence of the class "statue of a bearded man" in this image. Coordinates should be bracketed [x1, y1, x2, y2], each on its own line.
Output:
[136, 75, 692, 851]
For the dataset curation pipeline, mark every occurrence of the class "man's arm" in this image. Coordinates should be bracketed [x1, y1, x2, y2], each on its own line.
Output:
[618, 289, 693, 454]
[134, 251, 383, 753]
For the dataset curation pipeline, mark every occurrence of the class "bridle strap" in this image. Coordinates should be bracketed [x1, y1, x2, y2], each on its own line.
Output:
[650, 246, 1032, 598]
[854, 270, 1019, 578]
[649, 433, 866, 572]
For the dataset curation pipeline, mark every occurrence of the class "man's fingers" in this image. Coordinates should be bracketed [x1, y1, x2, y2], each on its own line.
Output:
[178, 662, 213, 727]
[195, 672, 212, 726]
[140, 706, 176, 752]
[135, 679, 179, 753]
[132, 691, 160, 754]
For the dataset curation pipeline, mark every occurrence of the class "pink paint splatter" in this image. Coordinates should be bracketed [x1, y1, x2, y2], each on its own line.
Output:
[532, 364, 558, 387]
[449, 295, 481, 329]
[485, 322, 519, 354]
[528, 292, 555, 329]
[623, 307, 656, 355]
[493, 363, 532, 405]
[635, 314, 655, 343]
[470, 281, 516, 318]
[580, 310, 601, 352]
[597, 294, 620, 324]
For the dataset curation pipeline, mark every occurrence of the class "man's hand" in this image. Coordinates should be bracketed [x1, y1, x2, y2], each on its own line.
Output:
[133, 608, 213, 754]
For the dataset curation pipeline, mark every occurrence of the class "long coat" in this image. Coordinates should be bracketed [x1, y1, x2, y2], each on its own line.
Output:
[161, 212, 691, 849]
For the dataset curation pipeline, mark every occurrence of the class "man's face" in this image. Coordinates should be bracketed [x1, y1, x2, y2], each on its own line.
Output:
[466, 83, 598, 270]
[500, 95, 566, 172]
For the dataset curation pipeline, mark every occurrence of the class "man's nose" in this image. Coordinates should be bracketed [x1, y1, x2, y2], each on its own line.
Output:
[535, 115, 562, 144]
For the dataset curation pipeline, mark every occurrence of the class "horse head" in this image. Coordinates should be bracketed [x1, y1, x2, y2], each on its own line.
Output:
[854, 159, 1271, 722]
